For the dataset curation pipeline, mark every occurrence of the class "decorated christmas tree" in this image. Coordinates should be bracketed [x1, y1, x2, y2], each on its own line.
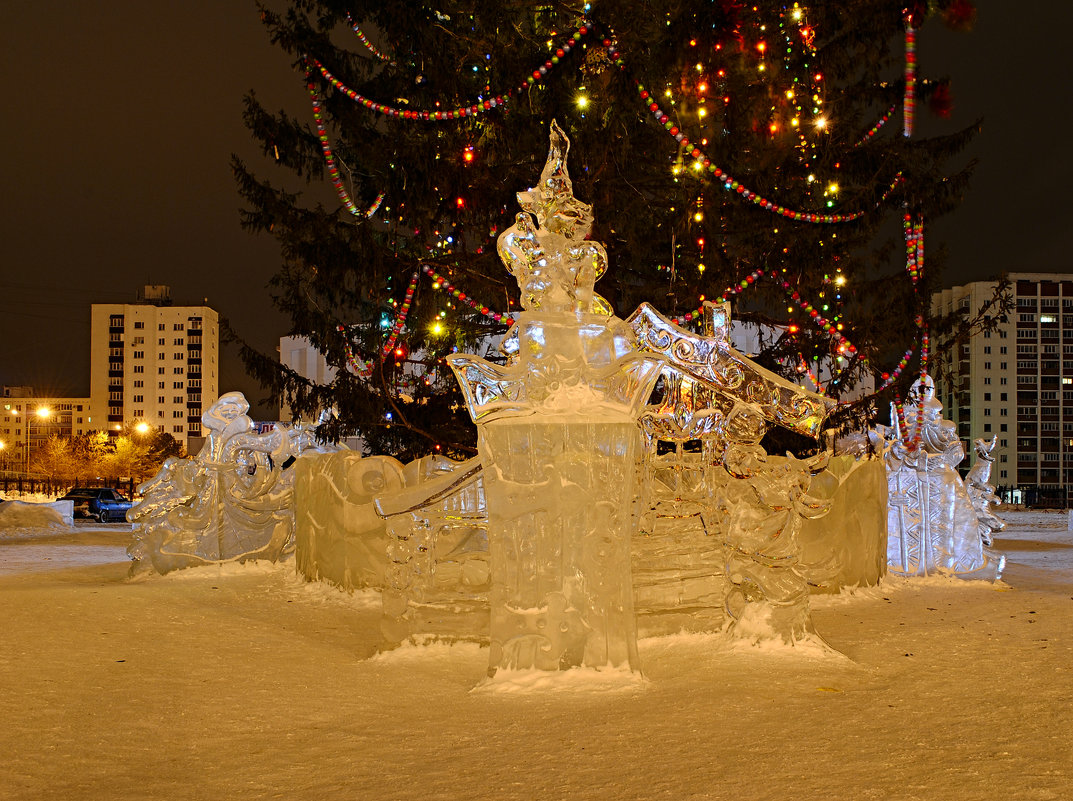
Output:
[232, 0, 982, 460]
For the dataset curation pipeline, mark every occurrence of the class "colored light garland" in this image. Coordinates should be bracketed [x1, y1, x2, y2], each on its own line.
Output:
[337, 270, 422, 376]
[903, 23, 916, 138]
[306, 70, 385, 218]
[308, 24, 589, 121]
[624, 71, 905, 223]
[382, 271, 420, 356]
[903, 213, 924, 284]
[338, 326, 373, 377]
[778, 278, 857, 356]
[346, 15, 395, 64]
[853, 104, 898, 147]
[421, 265, 513, 325]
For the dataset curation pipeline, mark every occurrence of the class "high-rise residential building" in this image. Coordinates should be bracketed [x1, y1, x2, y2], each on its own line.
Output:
[90, 285, 219, 453]
[933, 272, 1073, 501]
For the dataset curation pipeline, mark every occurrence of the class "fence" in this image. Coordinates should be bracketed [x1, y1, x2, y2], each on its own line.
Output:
[0, 476, 138, 500]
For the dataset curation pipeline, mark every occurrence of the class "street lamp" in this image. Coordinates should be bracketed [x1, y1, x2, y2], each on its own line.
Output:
[135, 422, 150, 434]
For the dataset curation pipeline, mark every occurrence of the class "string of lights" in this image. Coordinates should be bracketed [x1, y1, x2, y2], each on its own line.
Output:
[308, 24, 590, 121]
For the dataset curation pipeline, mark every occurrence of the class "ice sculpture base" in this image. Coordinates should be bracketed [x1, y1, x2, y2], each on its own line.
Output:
[479, 418, 643, 675]
[797, 456, 889, 592]
[294, 452, 404, 591]
[632, 514, 727, 638]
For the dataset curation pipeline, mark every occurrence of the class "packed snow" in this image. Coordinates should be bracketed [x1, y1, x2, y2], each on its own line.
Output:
[0, 506, 1069, 800]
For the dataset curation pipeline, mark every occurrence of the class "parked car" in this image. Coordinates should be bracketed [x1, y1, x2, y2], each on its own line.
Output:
[58, 488, 134, 523]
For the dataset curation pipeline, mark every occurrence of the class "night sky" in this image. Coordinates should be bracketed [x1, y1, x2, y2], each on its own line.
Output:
[2, 2, 1069, 414]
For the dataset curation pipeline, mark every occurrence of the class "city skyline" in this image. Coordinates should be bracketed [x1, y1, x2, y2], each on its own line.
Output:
[2, 2, 1068, 413]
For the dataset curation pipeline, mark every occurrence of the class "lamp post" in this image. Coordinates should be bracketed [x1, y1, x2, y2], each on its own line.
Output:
[29, 406, 53, 474]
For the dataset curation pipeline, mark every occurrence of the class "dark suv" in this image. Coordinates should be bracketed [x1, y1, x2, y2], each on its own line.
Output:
[58, 488, 134, 523]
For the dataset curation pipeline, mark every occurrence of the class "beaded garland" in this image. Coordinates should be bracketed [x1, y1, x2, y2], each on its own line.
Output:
[421, 265, 513, 325]
[347, 15, 396, 64]
[626, 74, 905, 223]
[308, 24, 590, 121]
[306, 69, 385, 218]
[854, 104, 898, 147]
[903, 23, 917, 138]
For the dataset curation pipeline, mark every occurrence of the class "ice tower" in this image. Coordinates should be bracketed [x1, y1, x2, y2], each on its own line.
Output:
[447, 122, 663, 676]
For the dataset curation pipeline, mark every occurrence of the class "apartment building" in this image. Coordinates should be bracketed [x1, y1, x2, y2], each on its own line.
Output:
[933, 272, 1073, 499]
[89, 285, 219, 453]
[0, 387, 92, 473]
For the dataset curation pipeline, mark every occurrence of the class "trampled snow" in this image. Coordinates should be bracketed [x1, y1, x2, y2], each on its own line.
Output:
[1, 508, 1070, 800]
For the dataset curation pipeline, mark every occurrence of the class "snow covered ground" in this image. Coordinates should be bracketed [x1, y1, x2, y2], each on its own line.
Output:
[0, 505, 1069, 801]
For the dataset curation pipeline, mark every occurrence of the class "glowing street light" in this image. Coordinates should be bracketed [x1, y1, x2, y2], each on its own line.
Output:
[135, 422, 150, 434]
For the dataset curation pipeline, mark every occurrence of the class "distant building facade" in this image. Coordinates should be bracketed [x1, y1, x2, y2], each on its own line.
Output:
[933, 272, 1073, 502]
[90, 285, 219, 453]
[1, 387, 92, 473]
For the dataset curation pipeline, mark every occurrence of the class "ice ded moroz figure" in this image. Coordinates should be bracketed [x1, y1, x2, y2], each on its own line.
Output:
[879, 376, 1004, 579]
[447, 122, 663, 677]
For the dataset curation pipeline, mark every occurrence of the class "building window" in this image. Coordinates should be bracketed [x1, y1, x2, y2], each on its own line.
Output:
[984, 408, 991, 416]
[1000, 378, 1008, 385]
[133, 409, 143, 417]
[984, 423, 992, 432]
[1041, 314, 1058, 324]
[173, 382, 183, 389]
[134, 380, 143, 388]
[173, 352, 183, 360]
[174, 367, 183, 375]
[983, 377, 991, 385]
[984, 362, 992, 370]
[1001, 409, 1008, 416]
[133, 395, 143, 403]
[174, 338, 184, 346]
[984, 346, 991, 354]
[134, 365, 144, 374]
[1000, 346, 1008, 354]
[1000, 470, 1007, 478]
[173, 410, 184, 418]
[173, 425, 184, 433]
[984, 393, 991, 401]
[158, 324, 165, 331]
[173, 396, 183, 404]
[158, 382, 165, 389]
[133, 351, 144, 359]
[174, 323, 184, 331]
[158, 367, 165, 375]
[134, 321, 144, 329]
[1001, 424, 1008, 432]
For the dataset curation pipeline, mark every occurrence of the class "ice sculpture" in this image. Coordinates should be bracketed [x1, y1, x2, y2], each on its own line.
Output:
[294, 453, 405, 590]
[627, 302, 838, 642]
[965, 436, 1005, 547]
[128, 392, 303, 575]
[447, 121, 664, 675]
[876, 377, 1004, 579]
[376, 456, 488, 645]
[796, 455, 889, 592]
